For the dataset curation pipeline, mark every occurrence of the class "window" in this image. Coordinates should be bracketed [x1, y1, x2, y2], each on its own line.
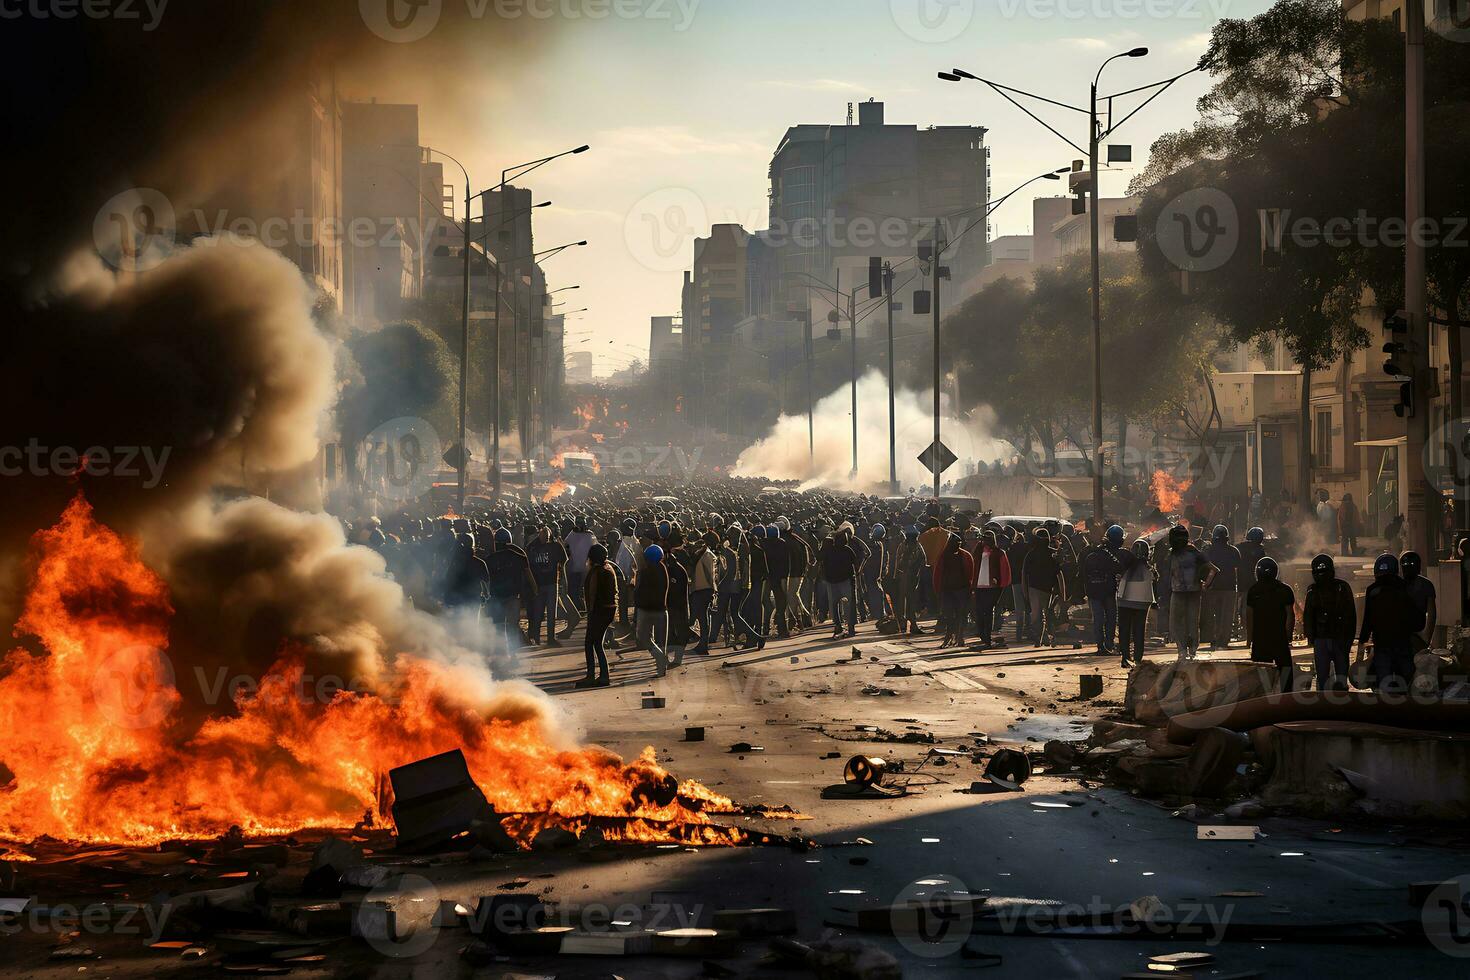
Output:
[1314, 410, 1333, 469]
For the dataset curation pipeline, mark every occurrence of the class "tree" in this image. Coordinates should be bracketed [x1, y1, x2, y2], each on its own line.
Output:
[336, 322, 456, 485]
[1132, 0, 1470, 512]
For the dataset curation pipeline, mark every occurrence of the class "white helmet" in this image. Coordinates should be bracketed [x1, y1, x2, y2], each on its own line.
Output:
[775, 516, 791, 532]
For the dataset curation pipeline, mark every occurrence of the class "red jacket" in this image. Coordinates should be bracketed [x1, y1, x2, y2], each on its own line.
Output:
[972, 545, 1012, 590]
[933, 546, 976, 594]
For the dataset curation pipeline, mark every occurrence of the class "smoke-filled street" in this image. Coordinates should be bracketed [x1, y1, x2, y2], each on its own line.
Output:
[3, 1, 1470, 978]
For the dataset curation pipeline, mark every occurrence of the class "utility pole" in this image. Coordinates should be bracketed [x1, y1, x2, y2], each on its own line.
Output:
[1089, 77, 1105, 529]
[804, 307, 814, 462]
[459, 181, 471, 514]
[932, 219, 944, 499]
[850, 277, 859, 478]
[885, 262, 898, 493]
[1405, 0, 1431, 558]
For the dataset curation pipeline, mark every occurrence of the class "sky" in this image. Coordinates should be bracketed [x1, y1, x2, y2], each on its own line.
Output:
[414, 0, 1273, 375]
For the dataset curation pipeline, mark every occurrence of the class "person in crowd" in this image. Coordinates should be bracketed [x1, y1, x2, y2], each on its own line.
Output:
[780, 518, 813, 631]
[1022, 527, 1064, 647]
[443, 531, 489, 614]
[525, 523, 569, 647]
[1081, 526, 1125, 655]
[1358, 553, 1424, 693]
[1315, 489, 1336, 541]
[1116, 538, 1156, 668]
[1400, 550, 1438, 654]
[892, 526, 927, 636]
[635, 543, 672, 676]
[1384, 513, 1405, 556]
[1203, 525, 1241, 650]
[1302, 554, 1355, 691]
[711, 526, 746, 648]
[745, 524, 770, 649]
[1246, 556, 1296, 692]
[578, 543, 617, 688]
[762, 522, 791, 639]
[1338, 493, 1361, 556]
[485, 527, 537, 649]
[688, 531, 719, 655]
[563, 515, 597, 617]
[865, 524, 891, 627]
[820, 524, 859, 639]
[665, 528, 692, 668]
[1165, 524, 1216, 661]
[971, 528, 1011, 649]
[933, 532, 975, 648]
[1007, 526, 1031, 644]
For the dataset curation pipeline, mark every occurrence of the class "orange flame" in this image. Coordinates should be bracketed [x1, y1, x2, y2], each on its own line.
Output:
[0, 495, 743, 848]
[1150, 470, 1192, 513]
[542, 478, 570, 502]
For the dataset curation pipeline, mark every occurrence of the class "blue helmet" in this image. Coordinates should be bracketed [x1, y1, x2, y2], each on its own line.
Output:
[644, 544, 665, 563]
[1246, 527, 1265, 544]
[871, 523, 886, 540]
[1105, 524, 1124, 546]
[657, 520, 672, 540]
[751, 525, 767, 539]
[766, 524, 780, 538]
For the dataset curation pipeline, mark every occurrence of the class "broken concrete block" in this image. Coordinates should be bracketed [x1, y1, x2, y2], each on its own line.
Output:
[1196, 825, 1259, 840]
[775, 937, 902, 980]
[560, 931, 655, 955]
[684, 726, 705, 742]
[642, 696, 666, 709]
[472, 894, 546, 937]
[1126, 661, 1279, 726]
[1183, 727, 1248, 797]
[1079, 674, 1103, 699]
[340, 866, 392, 890]
[389, 749, 494, 853]
[711, 907, 796, 936]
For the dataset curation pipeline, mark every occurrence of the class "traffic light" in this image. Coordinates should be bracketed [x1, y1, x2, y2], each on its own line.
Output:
[1383, 340, 1409, 378]
[912, 289, 931, 315]
[1384, 309, 1409, 334]
[869, 256, 884, 299]
[1395, 381, 1414, 419]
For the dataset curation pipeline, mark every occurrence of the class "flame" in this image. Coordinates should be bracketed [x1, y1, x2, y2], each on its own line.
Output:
[542, 478, 570, 502]
[1149, 470, 1192, 513]
[0, 494, 746, 848]
[549, 453, 566, 470]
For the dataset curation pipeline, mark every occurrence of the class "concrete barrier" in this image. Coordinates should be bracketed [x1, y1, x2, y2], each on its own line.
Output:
[1125, 660, 1280, 727]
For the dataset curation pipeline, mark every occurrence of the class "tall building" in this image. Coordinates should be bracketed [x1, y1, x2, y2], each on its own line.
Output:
[766, 99, 989, 315]
[341, 100, 431, 324]
[565, 349, 594, 385]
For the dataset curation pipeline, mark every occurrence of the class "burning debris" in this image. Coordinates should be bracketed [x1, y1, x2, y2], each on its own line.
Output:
[0, 494, 754, 851]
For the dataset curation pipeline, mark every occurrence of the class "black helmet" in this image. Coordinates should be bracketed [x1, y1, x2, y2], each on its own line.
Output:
[1212, 524, 1229, 542]
[457, 532, 475, 550]
[1373, 553, 1400, 578]
[1246, 527, 1265, 544]
[1255, 556, 1278, 581]
[1400, 551, 1422, 580]
[1168, 524, 1189, 548]
[1311, 554, 1335, 584]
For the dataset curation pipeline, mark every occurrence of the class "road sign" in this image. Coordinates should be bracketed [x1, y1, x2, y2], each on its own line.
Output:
[918, 440, 957, 475]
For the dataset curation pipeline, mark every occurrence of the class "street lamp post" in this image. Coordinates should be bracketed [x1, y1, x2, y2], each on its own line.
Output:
[482, 145, 590, 495]
[943, 49, 1189, 523]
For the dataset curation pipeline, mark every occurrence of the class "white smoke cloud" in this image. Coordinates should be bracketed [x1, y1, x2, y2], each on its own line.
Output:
[733, 370, 1009, 492]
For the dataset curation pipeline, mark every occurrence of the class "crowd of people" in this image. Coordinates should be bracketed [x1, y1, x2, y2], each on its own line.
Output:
[343, 479, 1443, 696]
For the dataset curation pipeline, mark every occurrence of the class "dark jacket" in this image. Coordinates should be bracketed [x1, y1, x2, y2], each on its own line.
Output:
[584, 561, 619, 612]
[1080, 545, 1122, 600]
[820, 539, 858, 583]
[934, 542, 975, 593]
[1303, 577, 1356, 645]
[1358, 576, 1424, 646]
[635, 562, 670, 611]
